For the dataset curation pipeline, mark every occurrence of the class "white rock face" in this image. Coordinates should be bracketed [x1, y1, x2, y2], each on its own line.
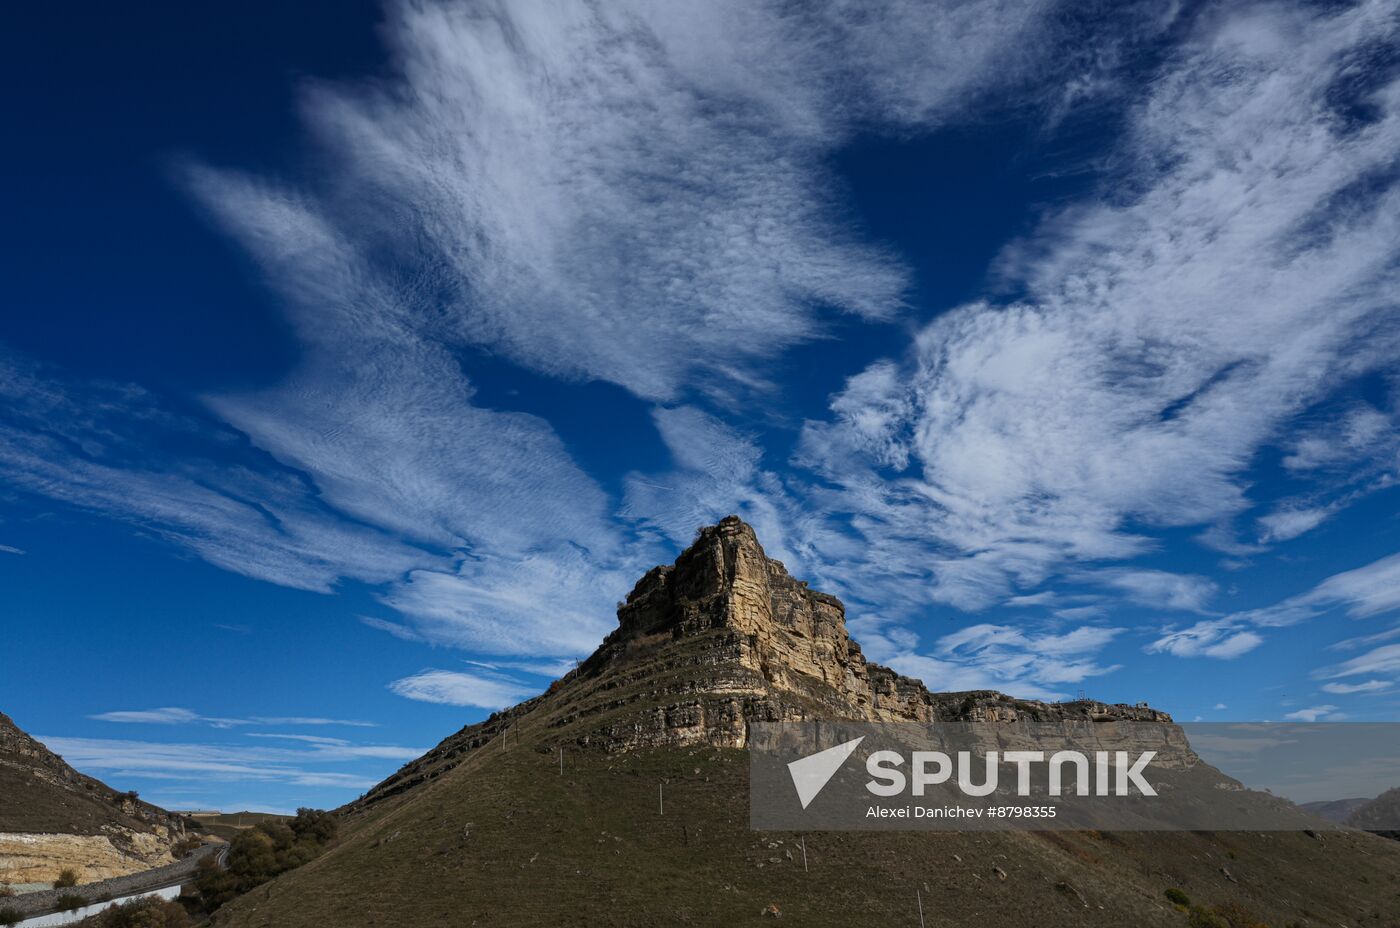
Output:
[0, 830, 175, 885]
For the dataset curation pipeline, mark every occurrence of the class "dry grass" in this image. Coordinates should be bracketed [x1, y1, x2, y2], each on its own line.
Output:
[209, 736, 1400, 928]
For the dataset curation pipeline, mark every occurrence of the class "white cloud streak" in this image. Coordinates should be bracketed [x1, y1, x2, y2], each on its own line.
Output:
[1283, 705, 1343, 722]
[37, 735, 423, 791]
[387, 668, 539, 709]
[1147, 620, 1264, 660]
[90, 707, 376, 728]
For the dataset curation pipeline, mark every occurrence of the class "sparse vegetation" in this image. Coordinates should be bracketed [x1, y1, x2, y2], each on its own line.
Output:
[172, 835, 205, 858]
[57, 892, 86, 911]
[0, 886, 13, 898]
[74, 896, 193, 927]
[0, 905, 20, 927]
[1187, 901, 1270, 928]
[54, 867, 80, 888]
[193, 808, 337, 911]
[1165, 887, 1191, 906]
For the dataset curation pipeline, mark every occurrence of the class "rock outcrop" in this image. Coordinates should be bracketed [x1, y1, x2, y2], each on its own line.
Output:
[0, 831, 177, 885]
[350, 517, 1180, 812]
[0, 710, 185, 886]
[608, 516, 1170, 729]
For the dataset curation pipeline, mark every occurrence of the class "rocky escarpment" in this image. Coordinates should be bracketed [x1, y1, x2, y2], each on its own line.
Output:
[607, 516, 1170, 729]
[349, 517, 1181, 813]
[0, 711, 185, 885]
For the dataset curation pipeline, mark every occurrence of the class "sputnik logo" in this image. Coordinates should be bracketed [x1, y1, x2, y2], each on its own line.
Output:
[787, 736, 865, 809]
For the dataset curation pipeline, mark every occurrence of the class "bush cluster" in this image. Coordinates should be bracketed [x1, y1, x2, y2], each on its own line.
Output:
[193, 808, 338, 911]
[74, 896, 193, 928]
[54, 868, 80, 888]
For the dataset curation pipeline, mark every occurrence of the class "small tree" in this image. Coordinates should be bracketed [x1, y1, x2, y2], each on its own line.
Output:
[54, 868, 79, 888]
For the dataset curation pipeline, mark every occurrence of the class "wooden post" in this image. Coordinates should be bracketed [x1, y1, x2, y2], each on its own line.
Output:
[559, 746, 563, 775]
[917, 888, 925, 928]
[659, 782, 664, 816]
[800, 835, 808, 872]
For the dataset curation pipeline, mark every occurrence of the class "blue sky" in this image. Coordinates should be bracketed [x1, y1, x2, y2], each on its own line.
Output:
[4, 0, 1400, 812]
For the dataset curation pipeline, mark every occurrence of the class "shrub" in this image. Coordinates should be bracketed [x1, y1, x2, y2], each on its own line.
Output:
[57, 893, 86, 911]
[193, 808, 338, 912]
[172, 835, 204, 858]
[1164, 887, 1191, 906]
[290, 808, 338, 845]
[54, 868, 80, 888]
[0, 905, 20, 927]
[85, 896, 193, 927]
[0, 886, 13, 898]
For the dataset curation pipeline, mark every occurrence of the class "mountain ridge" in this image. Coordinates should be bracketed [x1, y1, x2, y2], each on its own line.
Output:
[0, 710, 187, 885]
[207, 518, 1400, 928]
[349, 515, 1174, 814]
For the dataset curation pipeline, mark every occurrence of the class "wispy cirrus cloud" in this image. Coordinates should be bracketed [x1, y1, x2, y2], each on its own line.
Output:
[1320, 679, 1392, 695]
[1087, 569, 1218, 614]
[387, 668, 539, 709]
[184, 0, 1125, 407]
[1228, 552, 1400, 630]
[1151, 548, 1400, 663]
[0, 351, 437, 594]
[1147, 620, 1264, 661]
[1317, 644, 1400, 681]
[878, 622, 1124, 702]
[90, 707, 376, 728]
[793, 0, 1400, 621]
[37, 735, 423, 791]
[0, 0, 1182, 701]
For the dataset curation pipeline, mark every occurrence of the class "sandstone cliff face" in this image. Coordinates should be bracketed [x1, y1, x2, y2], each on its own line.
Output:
[0, 831, 176, 885]
[350, 517, 1183, 813]
[613, 517, 1172, 728]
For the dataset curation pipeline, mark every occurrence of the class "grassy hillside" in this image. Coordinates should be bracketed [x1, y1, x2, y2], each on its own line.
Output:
[209, 733, 1400, 927]
[0, 710, 175, 836]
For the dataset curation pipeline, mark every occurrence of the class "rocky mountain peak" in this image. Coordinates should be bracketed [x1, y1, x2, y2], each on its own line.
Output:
[617, 516, 853, 667]
[349, 518, 1175, 810]
[607, 516, 1177, 730]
